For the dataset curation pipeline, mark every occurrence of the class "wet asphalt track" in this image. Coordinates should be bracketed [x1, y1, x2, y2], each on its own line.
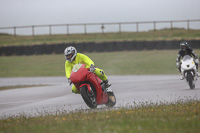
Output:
[0, 75, 199, 118]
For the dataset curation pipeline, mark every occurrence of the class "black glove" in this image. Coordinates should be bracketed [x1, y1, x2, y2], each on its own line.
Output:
[176, 62, 180, 68]
[89, 64, 96, 72]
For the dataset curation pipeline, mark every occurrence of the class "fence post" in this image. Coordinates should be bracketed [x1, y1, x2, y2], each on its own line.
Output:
[66, 24, 69, 35]
[136, 22, 139, 32]
[14, 27, 16, 36]
[49, 25, 52, 35]
[84, 24, 87, 34]
[119, 23, 121, 33]
[187, 20, 190, 30]
[170, 21, 173, 30]
[101, 24, 105, 34]
[32, 26, 34, 36]
[153, 21, 156, 31]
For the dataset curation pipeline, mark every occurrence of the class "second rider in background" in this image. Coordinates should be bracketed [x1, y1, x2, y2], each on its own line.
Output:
[176, 41, 200, 80]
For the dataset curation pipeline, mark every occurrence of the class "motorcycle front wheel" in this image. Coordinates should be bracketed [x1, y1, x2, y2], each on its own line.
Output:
[105, 92, 116, 108]
[187, 72, 195, 89]
[80, 85, 97, 109]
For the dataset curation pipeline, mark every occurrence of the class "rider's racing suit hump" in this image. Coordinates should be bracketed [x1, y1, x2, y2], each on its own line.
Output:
[176, 47, 198, 62]
[65, 53, 94, 79]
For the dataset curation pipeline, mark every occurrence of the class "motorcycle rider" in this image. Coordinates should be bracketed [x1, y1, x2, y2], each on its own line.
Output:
[64, 46, 111, 94]
[176, 41, 200, 80]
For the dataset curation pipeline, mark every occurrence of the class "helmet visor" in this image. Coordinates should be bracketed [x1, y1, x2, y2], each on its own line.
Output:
[65, 54, 73, 60]
[181, 46, 187, 50]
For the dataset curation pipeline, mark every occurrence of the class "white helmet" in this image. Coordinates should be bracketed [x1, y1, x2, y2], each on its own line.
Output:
[64, 46, 77, 62]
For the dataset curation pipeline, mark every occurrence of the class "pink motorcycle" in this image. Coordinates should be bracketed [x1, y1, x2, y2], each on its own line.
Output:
[70, 64, 116, 109]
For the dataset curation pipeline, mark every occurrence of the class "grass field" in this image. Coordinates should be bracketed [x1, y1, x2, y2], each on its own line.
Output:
[0, 100, 199, 133]
[1, 30, 200, 132]
[1, 29, 200, 46]
[1, 50, 197, 77]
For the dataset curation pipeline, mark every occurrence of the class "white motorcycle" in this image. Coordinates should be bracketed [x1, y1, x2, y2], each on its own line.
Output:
[180, 55, 198, 89]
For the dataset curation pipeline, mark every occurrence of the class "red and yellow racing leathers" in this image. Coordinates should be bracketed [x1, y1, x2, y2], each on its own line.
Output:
[65, 53, 107, 93]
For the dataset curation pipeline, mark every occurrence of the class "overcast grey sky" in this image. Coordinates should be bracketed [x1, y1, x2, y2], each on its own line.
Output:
[0, 0, 200, 27]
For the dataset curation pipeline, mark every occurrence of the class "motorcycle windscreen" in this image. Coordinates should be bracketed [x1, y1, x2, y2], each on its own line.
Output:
[70, 64, 88, 83]
[182, 55, 192, 61]
[72, 64, 83, 72]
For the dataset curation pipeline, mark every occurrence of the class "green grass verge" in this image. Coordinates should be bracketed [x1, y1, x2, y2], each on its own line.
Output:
[1, 50, 197, 77]
[0, 85, 48, 91]
[1, 29, 200, 46]
[0, 100, 199, 133]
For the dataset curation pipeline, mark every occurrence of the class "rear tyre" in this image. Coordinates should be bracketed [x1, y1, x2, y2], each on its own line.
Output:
[105, 92, 116, 108]
[187, 72, 195, 89]
[80, 85, 97, 109]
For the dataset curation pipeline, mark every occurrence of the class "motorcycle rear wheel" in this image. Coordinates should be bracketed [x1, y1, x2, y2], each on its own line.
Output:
[187, 72, 195, 89]
[80, 85, 97, 109]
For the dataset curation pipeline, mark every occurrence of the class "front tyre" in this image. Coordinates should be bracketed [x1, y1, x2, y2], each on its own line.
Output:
[187, 72, 195, 89]
[105, 92, 116, 108]
[80, 85, 97, 109]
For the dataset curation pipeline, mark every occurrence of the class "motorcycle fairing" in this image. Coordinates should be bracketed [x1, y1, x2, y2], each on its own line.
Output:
[70, 64, 108, 105]
[85, 72, 108, 104]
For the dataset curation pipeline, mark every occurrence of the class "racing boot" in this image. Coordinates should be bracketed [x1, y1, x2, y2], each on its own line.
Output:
[103, 79, 111, 88]
[197, 72, 200, 77]
[180, 74, 184, 80]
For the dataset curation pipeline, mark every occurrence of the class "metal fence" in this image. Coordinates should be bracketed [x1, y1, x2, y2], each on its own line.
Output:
[0, 19, 200, 36]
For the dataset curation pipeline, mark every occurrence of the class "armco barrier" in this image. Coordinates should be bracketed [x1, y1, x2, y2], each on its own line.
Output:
[0, 40, 199, 56]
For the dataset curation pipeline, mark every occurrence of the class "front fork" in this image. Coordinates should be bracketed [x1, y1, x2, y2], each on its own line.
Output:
[79, 84, 94, 93]
[182, 70, 197, 82]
